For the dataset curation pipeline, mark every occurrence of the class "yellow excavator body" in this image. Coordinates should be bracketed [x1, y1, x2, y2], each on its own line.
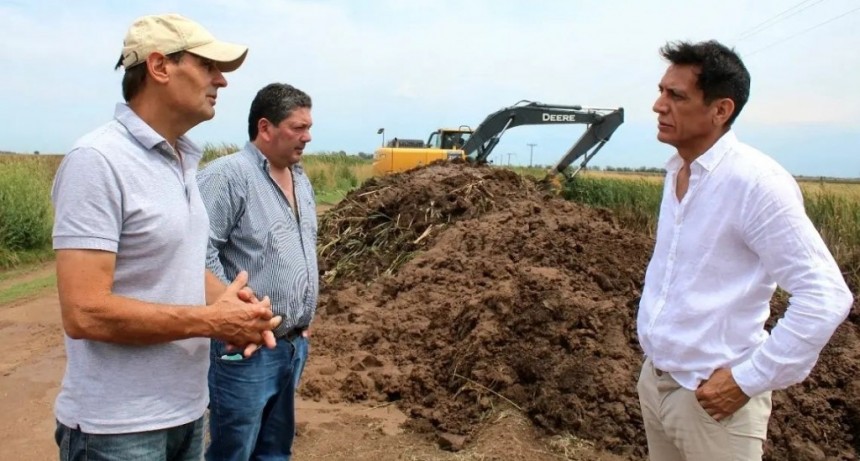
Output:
[372, 147, 463, 175]
[372, 128, 471, 175]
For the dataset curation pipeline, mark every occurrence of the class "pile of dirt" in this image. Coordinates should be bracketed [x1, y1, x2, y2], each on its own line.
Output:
[304, 162, 860, 460]
[317, 160, 536, 286]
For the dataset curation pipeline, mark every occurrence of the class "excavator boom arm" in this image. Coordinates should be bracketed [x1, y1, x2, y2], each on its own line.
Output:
[551, 107, 624, 175]
[461, 101, 624, 169]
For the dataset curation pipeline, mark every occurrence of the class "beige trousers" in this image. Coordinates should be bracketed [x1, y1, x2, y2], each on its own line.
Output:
[637, 358, 772, 461]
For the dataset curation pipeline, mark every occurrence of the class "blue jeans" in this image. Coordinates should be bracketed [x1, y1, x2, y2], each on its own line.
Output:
[206, 335, 308, 461]
[55, 417, 204, 461]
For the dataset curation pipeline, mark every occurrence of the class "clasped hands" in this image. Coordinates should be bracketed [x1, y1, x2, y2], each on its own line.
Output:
[212, 271, 281, 358]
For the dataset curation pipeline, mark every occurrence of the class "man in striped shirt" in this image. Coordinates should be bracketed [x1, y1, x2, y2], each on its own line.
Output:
[198, 83, 318, 461]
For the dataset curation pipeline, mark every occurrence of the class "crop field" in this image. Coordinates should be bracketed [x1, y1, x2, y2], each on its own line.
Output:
[2, 152, 858, 279]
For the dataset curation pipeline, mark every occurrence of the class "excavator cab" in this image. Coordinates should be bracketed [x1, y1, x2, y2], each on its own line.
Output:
[428, 128, 472, 150]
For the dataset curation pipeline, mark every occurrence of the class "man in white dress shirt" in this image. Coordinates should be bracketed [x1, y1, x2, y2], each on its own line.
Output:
[637, 39, 853, 461]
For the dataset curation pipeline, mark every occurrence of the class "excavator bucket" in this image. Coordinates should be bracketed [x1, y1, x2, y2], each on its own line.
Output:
[537, 170, 565, 194]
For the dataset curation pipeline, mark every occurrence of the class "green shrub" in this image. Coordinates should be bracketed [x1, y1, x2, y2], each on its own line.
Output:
[307, 168, 328, 195]
[0, 160, 54, 267]
[334, 164, 359, 190]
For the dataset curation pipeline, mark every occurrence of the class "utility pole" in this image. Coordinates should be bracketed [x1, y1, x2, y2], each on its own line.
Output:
[506, 152, 515, 166]
[527, 143, 537, 167]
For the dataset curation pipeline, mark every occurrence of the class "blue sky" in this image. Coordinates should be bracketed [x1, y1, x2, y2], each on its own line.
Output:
[1, 0, 858, 177]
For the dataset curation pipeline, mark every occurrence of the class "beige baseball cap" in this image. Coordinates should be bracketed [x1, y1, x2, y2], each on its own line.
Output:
[119, 13, 248, 72]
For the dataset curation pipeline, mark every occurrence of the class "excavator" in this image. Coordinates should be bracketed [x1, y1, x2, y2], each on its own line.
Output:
[372, 100, 624, 182]
[372, 127, 474, 173]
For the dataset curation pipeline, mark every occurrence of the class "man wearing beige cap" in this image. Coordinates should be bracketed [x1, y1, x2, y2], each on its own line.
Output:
[51, 13, 279, 461]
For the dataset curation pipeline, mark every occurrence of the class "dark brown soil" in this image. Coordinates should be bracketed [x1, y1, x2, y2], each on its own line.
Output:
[766, 292, 860, 461]
[304, 162, 860, 460]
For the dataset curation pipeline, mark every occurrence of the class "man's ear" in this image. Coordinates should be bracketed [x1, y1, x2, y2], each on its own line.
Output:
[256, 119, 272, 142]
[146, 53, 171, 84]
[713, 98, 736, 127]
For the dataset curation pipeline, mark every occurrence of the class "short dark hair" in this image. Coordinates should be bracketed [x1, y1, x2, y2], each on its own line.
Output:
[114, 51, 185, 102]
[660, 40, 751, 126]
[248, 83, 312, 140]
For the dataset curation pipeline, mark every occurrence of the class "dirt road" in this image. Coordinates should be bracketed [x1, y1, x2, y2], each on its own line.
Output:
[0, 262, 621, 461]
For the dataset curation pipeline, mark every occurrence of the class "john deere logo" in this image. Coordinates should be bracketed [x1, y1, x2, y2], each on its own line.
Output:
[543, 113, 577, 122]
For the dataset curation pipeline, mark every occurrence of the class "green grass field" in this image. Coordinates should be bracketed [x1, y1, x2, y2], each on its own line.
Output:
[0, 155, 61, 269]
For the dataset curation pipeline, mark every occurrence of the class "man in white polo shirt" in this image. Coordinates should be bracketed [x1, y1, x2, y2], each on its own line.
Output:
[51, 13, 280, 461]
[637, 39, 853, 461]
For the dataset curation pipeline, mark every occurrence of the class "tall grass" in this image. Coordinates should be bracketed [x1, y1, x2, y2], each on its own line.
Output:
[0, 155, 61, 268]
[0, 146, 373, 271]
[201, 142, 240, 164]
[564, 176, 663, 236]
[803, 191, 860, 284]
[560, 173, 860, 287]
[1, 148, 857, 288]
[303, 154, 372, 203]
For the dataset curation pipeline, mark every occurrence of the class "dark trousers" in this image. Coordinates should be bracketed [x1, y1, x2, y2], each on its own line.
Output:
[206, 335, 308, 461]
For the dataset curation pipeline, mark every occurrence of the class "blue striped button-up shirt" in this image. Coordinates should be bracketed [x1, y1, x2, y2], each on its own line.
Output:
[198, 142, 318, 336]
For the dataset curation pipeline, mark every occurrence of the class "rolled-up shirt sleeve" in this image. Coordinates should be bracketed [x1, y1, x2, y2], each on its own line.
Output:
[732, 173, 853, 396]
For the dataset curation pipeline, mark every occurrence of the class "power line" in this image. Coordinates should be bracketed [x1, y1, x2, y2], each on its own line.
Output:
[732, 0, 828, 43]
[589, 2, 856, 110]
[746, 5, 860, 56]
[593, 2, 842, 103]
[621, 4, 860, 96]
[734, 0, 817, 40]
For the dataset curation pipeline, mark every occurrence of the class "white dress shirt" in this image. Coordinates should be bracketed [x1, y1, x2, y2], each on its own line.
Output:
[638, 130, 853, 397]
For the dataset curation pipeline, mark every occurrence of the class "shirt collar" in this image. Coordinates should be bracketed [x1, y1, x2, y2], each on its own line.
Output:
[113, 103, 202, 161]
[242, 141, 305, 175]
[664, 130, 737, 172]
